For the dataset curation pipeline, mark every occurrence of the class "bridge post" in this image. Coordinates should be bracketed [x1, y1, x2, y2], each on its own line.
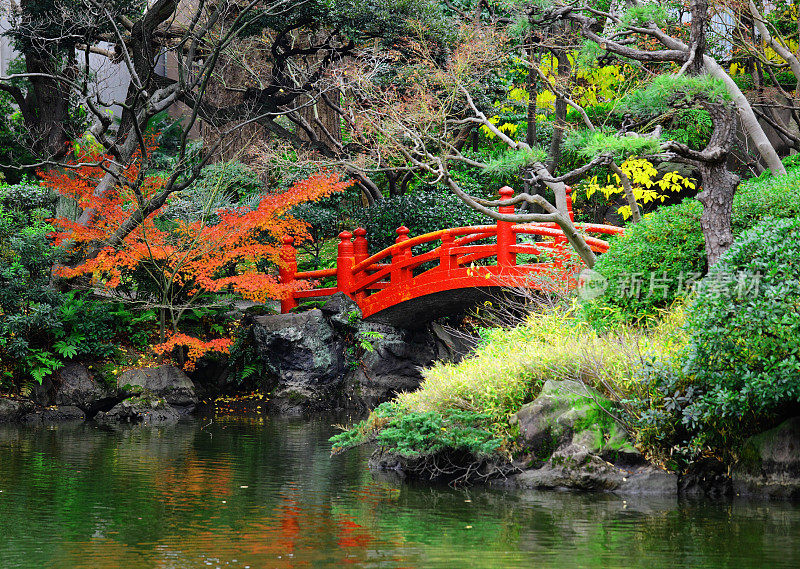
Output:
[279, 235, 298, 313]
[497, 187, 517, 267]
[352, 228, 369, 302]
[440, 230, 455, 271]
[353, 228, 369, 263]
[391, 226, 411, 284]
[337, 231, 356, 298]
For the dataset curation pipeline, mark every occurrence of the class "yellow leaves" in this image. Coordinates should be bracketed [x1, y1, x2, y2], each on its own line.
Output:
[480, 115, 520, 138]
[508, 87, 529, 103]
[536, 89, 556, 112]
[580, 158, 697, 220]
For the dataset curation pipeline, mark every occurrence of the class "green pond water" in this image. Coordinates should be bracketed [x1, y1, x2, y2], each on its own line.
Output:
[1, 417, 799, 569]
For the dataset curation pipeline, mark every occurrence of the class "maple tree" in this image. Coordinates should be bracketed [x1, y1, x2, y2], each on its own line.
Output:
[42, 144, 352, 369]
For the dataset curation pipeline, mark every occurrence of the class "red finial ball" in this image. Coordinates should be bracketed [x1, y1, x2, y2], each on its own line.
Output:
[339, 230, 353, 241]
[354, 227, 367, 238]
[282, 235, 294, 245]
[499, 186, 514, 199]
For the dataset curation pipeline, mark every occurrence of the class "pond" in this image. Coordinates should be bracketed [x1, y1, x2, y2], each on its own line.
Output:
[1, 417, 798, 569]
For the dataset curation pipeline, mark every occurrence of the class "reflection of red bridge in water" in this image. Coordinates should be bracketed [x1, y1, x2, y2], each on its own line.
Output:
[279, 187, 624, 326]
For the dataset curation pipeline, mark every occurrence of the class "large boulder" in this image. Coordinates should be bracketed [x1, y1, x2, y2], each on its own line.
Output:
[33, 363, 118, 415]
[252, 308, 346, 413]
[95, 395, 181, 427]
[733, 416, 800, 499]
[0, 397, 35, 423]
[502, 379, 676, 495]
[116, 365, 198, 408]
[251, 294, 479, 413]
[345, 323, 440, 410]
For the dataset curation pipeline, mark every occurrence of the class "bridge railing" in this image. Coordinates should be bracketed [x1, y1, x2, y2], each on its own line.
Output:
[278, 186, 623, 313]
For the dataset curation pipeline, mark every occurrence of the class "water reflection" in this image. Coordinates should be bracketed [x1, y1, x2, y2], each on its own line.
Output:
[0, 419, 798, 569]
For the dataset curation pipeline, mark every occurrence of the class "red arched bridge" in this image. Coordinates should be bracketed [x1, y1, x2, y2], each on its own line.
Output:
[279, 187, 623, 326]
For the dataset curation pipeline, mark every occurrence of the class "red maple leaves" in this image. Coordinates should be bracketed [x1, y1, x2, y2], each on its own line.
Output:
[43, 142, 352, 369]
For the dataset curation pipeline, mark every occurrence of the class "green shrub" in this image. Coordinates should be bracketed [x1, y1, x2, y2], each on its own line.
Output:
[681, 217, 800, 447]
[353, 191, 488, 252]
[586, 163, 800, 326]
[331, 403, 502, 459]
[731, 165, 800, 232]
[332, 307, 687, 461]
[584, 199, 706, 327]
[664, 108, 713, 151]
[0, 194, 143, 387]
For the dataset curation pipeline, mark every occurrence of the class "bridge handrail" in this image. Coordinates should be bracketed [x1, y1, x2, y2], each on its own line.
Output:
[350, 225, 497, 274]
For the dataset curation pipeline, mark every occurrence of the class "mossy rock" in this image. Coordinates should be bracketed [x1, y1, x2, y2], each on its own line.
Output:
[733, 417, 800, 499]
[512, 379, 640, 464]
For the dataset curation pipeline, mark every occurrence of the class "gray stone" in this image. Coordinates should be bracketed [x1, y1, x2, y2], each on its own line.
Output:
[497, 453, 677, 495]
[23, 405, 86, 424]
[95, 395, 181, 427]
[346, 323, 438, 409]
[321, 292, 361, 333]
[117, 365, 197, 408]
[252, 309, 346, 413]
[493, 379, 677, 494]
[733, 416, 800, 499]
[251, 307, 478, 413]
[0, 397, 35, 423]
[33, 363, 118, 415]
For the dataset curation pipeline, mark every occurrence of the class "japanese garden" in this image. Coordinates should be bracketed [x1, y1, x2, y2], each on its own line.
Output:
[1, 1, 800, 567]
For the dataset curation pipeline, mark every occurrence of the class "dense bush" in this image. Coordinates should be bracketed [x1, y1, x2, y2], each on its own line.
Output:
[353, 190, 488, 252]
[331, 403, 503, 460]
[681, 217, 800, 446]
[332, 308, 686, 464]
[730, 164, 800, 232]
[0, 183, 142, 388]
[586, 163, 800, 326]
[584, 199, 706, 327]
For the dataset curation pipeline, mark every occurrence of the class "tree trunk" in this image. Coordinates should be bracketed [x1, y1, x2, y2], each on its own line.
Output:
[697, 162, 739, 265]
[704, 56, 786, 175]
[546, 51, 571, 174]
[24, 52, 70, 158]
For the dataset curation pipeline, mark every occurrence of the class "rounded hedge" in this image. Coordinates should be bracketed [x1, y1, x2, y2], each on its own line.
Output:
[683, 217, 800, 438]
[585, 164, 800, 326]
[584, 199, 706, 327]
[354, 191, 488, 252]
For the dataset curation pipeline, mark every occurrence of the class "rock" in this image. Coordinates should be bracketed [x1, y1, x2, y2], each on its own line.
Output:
[23, 405, 86, 424]
[95, 395, 181, 427]
[497, 379, 676, 495]
[320, 292, 361, 334]
[733, 416, 800, 499]
[0, 397, 35, 423]
[252, 309, 346, 413]
[117, 365, 198, 408]
[497, 452, 677, 495]
[345, 323, 439, 410]
[33, 363, 118, 415]
[679, 457, 732, 498]
[512, 379, 642, 464]
[251, 305, 479, 413]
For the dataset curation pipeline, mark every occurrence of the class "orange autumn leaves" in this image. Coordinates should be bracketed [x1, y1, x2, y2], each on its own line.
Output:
[42, 143, 352, 368]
